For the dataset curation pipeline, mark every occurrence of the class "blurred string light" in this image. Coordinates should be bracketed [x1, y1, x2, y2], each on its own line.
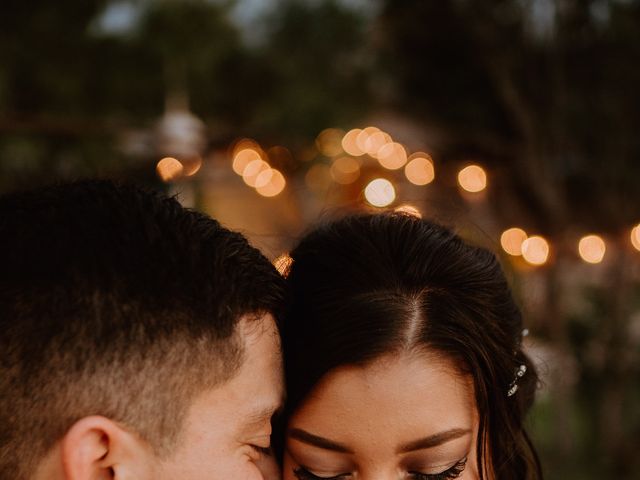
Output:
[394, 204, 422, 218]
[457, 165, 487, 193]
[182, 157, 202, 176]
[366, 131, 392, 158]
[254, 168, 274, 189]
[330, 157, 361, 185]
[228, 138, 287, 198]
[316, 128, 345, 157]
[342, 128, 365, 156]
[305, 163, 332, 192]
[267, 145, 294, 167]
[255, 169, 286, 197]
[631, 224, 640, 252]
[501, 227, 528, 256]
[273, 253, 293, 276]
[155, 99, 206, 170]
[242, 159, 270, 187]
[364, 178, 396, 207]
[377, 142, 407, 170]
[356, 126, 382, 154]
[223, 132, 640, 263]
[578, 234, 606, 264]
[156, 157, 184, 182]
[233, 147, 262, 175]
[405, 153, 435, 185]
[521, 236, 550, 266]
[339, 126, 436, 178]
[341, 126, 398, 159]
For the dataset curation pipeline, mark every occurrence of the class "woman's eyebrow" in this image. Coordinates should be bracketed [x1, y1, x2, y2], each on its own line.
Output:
[288, 428, 354, 453]
[398, 428, 472, 453]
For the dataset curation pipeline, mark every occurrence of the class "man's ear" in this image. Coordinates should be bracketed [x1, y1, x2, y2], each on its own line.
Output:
[61, 416, 153, 480]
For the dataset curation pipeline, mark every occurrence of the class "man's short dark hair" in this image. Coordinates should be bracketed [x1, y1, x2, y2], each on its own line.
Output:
[0, 180, 286, 479]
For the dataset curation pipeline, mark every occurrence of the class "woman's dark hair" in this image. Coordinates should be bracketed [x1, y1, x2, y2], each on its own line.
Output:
[281, 213, 542, 480]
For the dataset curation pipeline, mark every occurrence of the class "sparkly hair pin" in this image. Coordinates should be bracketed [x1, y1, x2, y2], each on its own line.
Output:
[507, 329, 529, 397]
[507, 364, 527, 397]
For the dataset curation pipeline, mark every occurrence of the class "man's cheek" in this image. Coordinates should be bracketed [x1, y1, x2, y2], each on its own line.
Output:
[255, 453, 281, 480]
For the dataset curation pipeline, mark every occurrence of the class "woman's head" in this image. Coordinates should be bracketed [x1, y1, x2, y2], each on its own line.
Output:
[281, 213, 541, 479]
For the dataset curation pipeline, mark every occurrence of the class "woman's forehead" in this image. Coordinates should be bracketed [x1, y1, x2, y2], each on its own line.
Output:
[289, 351, 477, 443]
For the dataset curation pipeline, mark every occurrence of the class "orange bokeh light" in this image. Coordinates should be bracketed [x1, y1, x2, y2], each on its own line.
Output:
[305, 163, 332, 192]
[330, 157, 361, 185]
[365, 131, 393, 158]
[405, 153, 435, 185]
[182, 156, 202, 176]
[458, 165, 487, 193]
[256, 169, 286, 197]
[578, 235, 606, 264]
[233, 148, 262, 175]
[273, 253, 293, 276]
[377, 142, 408, 170]
[394, 204, 422, 218]
[521, 236, 550, 266]
[500, 228, 528, 256]
[316, 128, 345, 157]
[342, 129, 365, 156]
[156, 157, 184, 182]
[254, 168, 274, 189]
[242, 159, 270, 187]
[364, 178, 396, 207]
[356, 126, 381, 154]
[631, 224, 640, 252]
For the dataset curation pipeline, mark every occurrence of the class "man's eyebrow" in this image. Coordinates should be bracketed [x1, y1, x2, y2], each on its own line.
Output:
[398, 428, 472, 453]
[288, 428, 353, 454]
[246, 403, 282, 425]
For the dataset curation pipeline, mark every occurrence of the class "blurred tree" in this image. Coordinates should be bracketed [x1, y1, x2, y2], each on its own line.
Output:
[0, 0, 268, 191]
[0, 0, 125, 190]
[378, 0, 640, 232]
[254, 0, 374, 146]
[0, 0, 374, 187]
[376, 1, 640, 478]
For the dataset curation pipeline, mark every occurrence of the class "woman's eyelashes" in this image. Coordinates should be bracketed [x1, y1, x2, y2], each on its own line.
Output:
[293, 467, 349, 480]
[292, 457, 467, 480]
[408, 457, 467, 480]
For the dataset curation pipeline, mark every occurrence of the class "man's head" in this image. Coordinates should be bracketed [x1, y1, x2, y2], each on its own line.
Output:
[0, 180, 286, 480]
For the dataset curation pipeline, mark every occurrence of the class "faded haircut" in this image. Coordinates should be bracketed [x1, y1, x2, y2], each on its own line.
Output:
[0, 180, 286, 480]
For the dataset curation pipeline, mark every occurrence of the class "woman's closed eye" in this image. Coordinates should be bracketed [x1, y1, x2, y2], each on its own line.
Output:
[409, 457, 467, 480]
[293, 457, 466, 480]
[293, 466, 350, 480]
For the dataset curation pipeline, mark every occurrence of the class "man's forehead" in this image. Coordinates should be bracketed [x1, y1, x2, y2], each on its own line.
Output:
[238, 313, 283, 371]
[244, 401, 283, 427]
[238, 312, 280, 344]
[233, 313, 284, 409]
